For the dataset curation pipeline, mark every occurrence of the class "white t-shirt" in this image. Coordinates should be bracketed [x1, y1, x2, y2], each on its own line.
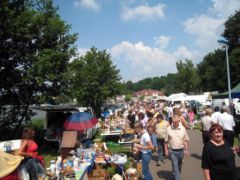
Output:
[218, 112, 235, 131]
[141, 116, 149, 128]
[211, 111, 222, 124]
[140, 130, 152, 154]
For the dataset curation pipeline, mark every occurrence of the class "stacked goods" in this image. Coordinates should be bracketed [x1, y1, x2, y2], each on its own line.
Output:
[94, 142, 108, 151]
[125, 128, 134, 134]
[88, 169, 109, 180]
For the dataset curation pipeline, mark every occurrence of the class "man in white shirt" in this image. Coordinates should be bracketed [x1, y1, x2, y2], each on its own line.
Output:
[218, 106, 235, 147]
[211, 106, 222, 124]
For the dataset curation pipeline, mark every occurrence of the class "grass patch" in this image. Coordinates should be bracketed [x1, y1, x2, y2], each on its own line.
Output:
[107, 145, 131, 154]
[31, 118, 45, 129]
[41, 153, 58, 167]
[193, 121, 202, 131]
[234, 136, 239, 146]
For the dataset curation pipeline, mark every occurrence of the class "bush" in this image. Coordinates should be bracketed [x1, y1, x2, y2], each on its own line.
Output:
[31, 118, 45, 146]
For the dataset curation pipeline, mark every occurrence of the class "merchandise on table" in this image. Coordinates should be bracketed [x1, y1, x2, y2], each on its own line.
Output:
[46, 148, 96, 179]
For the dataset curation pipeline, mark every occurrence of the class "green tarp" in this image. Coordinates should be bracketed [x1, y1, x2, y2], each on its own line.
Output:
[212, 83, 240, 99]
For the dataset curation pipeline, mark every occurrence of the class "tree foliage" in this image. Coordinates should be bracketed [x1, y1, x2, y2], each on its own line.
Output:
[68, 47, 121, 117]
[197, 50, 226, 92]
[229, 48, 240, 87]
[223, 10, 240, 51]
[0, 0, 77, 136]
[120, 73, 177, 96]
[175, 59, 200, 94]
[197, 10, 240, 93]
[223, 10, 240, 88]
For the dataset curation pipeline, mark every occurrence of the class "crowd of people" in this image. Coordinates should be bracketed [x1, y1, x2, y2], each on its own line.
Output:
[1, 100, 239, 180]
[115, 100, 240, 180]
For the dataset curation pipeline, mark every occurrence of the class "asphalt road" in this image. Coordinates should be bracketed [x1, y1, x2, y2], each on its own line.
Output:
[149, 130, 240, 180]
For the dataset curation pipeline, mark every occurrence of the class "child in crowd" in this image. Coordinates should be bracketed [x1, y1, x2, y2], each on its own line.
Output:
[188, 108, 195, 130]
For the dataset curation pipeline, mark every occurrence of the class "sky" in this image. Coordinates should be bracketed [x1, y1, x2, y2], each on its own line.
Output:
[54, 0, 240, 82]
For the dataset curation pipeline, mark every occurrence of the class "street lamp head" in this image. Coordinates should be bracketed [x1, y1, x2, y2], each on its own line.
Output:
[217, 38, 228, 45]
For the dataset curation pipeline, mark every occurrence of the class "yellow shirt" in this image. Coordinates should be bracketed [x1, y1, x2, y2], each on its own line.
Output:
[155, 120, 168, 139]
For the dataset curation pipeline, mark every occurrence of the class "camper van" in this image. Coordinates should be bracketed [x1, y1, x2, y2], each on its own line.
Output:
[30, 105, 98, 142]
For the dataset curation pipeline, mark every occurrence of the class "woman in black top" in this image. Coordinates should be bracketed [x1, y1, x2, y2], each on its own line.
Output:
[202, 124, 237, 180]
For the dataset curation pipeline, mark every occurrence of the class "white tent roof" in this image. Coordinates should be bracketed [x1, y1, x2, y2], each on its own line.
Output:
[166, 93, 187, 101]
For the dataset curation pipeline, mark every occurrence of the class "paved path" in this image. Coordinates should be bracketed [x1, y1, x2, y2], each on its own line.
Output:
[149, 130, 240, 180]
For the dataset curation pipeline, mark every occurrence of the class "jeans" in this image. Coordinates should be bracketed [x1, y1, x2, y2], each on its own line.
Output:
[142, 152, 153, 180]
[24, 158, 39, 180]
[169, 149, 184, 180]
[157, 139, 165, 161]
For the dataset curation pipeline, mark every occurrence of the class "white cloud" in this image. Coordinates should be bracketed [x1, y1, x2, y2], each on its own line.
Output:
[70, 47, 89, 62]
[183, 15, 224, 53]
[173, 46, 201, 63]
[121, 4, 166, 22]
[74, 0, 100, 11]
[76, 47, 89, 57]
[74, 41, 199, 82]
[110, 41, 198, 82]
[182, 0, 240, 54]
[154, 36, 171, 49]
[210, 0, 240, 18]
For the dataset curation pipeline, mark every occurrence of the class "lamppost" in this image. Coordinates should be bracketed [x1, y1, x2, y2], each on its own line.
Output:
[217, 38, 232, 113]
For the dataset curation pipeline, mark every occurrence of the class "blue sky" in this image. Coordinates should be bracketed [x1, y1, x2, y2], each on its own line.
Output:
[54, 0, 240, 82]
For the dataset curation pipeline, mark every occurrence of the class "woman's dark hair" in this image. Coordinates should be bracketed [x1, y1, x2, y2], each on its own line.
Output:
[22, 127, 34, 139]
[213, 106, 220, 112]
[146, 111, 153, 118]
[138, 112, 145, 120]
[156, 114, 163, 120]
[209, 124, 223, 134]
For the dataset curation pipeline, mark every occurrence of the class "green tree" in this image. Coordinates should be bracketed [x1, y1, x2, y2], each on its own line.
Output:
[68, 47, 121, 117]
[124, 94, 132, 102]
[197, 49, 227, 92]
[121, 74, 177, 96]
[151, 77, 164, 90]
[175, 59, 200, 94]
[135, 78, 152, 91]
[0, 0, 77, 137]
[223, 10, 240, 51]
[162, 73, 177, 95]
[229, 48, 240, 87]
[222, 10, 240, 87]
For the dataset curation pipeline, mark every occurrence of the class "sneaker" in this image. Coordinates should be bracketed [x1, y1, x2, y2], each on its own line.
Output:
[161, 159, 166, 164]
[156, 161, 161, 166]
